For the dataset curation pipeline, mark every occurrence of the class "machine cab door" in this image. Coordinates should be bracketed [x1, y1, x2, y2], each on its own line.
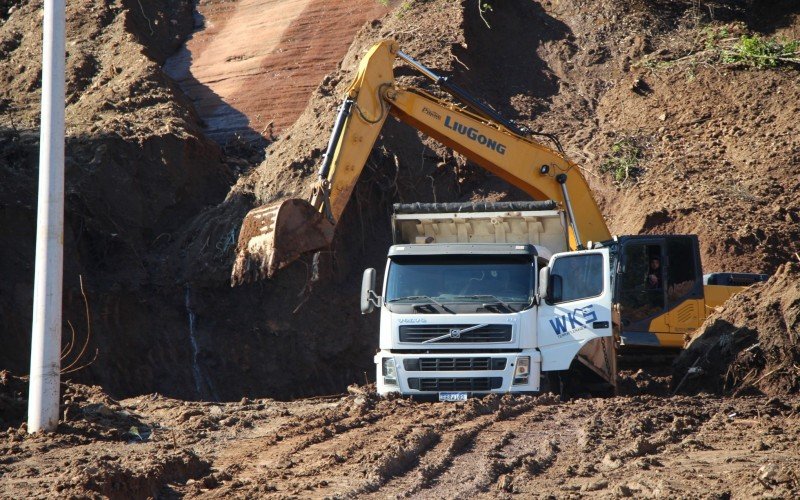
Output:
[537, 248, 614, 379]
[615, 235, 704, 347]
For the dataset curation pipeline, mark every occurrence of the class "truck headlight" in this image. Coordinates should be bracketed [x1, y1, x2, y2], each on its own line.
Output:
[382, 358, 397, 386]
[513, 356, 530, 385]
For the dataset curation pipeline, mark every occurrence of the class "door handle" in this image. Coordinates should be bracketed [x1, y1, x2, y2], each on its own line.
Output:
[593, 321, 609, 329]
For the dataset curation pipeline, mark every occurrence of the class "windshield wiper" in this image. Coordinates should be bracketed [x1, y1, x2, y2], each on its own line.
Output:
[454, 295, 518, 312]
[387, 295, 456, 314]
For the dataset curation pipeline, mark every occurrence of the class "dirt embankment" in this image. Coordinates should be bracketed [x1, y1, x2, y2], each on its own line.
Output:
[172, 0, 800, 399]
[0, 0, 232, 397]
[2, 373, 799, 498]
[164, 0, 391, 144]
[674, 262, 800, 396]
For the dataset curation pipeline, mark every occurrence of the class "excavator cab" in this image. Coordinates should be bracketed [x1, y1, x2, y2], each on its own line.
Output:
[614, 235, 705, 348]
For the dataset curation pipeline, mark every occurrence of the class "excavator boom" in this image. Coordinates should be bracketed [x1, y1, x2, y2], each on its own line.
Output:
[231, 39, 610, 285]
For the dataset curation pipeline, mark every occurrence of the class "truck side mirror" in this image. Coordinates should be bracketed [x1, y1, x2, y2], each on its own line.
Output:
[538, 266, 550, 303]
[360, 268, 379, 314]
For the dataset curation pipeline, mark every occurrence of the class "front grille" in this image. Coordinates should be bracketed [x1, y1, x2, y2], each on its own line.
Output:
[407, 377, 503, 392]
[399, 324, 512, 343]
[404, 358, 507, 371]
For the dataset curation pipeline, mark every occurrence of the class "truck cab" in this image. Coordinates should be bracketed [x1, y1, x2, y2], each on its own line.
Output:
[361, 203, 616, 399]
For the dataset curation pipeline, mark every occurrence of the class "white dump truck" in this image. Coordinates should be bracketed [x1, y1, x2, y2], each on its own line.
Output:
[361, 201, 616, 400]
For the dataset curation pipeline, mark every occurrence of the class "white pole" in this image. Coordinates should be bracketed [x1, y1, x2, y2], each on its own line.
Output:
[28, 0, 66, 434]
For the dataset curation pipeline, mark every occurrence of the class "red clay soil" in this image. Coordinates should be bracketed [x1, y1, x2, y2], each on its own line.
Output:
[164, 0, 391, 144]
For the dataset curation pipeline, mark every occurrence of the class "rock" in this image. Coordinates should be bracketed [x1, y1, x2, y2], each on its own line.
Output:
[178, 409, 203, 423]
[600, 453, 622, 471]
[628, 437, 657, 457]
[614, 484, 633, 497]
[497, 474, 513, 492]
[219, 416, 239, 427]
[759, 463, 778, 483]
[581, 479, 608, 492]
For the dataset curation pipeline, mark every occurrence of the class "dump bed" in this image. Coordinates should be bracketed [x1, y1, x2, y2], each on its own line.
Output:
[391, 201, 569, 254]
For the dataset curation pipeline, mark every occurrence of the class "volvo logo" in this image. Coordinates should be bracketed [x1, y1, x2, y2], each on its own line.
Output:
[449, 328, 461, 339]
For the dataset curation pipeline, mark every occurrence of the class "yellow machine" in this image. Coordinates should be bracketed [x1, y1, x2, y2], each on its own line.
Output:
[231, 39, 766, 350]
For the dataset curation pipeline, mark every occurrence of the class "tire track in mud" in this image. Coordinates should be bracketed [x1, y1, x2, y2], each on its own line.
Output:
[202, 394, 556, 498]
[189, 394, 800, 498]
[405, 404, 572, 498]
[352, 396, 563, 498]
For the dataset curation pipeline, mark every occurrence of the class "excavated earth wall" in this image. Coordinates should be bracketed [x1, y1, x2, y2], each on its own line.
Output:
[1, 0, 232, 398]
[1, 0, 799, 402]
[164, 0, 390, 144]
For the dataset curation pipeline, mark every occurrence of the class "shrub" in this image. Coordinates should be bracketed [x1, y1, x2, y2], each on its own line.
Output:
[723, 34, 800, 69]
[600, 139, 644, 185]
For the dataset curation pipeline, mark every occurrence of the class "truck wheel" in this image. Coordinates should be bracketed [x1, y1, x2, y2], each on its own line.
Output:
[545, 371, 571, 402]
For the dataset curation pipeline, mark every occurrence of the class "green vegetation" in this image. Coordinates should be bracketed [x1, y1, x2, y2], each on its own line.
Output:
[703, 25, 730, 50]
[637, 24, 799, 74]
[395, 1, 413, 19]
[722, 34, 800, 69]
[600, 138, 645, 185]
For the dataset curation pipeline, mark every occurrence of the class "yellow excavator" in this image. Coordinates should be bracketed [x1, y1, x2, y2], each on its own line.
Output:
[231, 39, 765, 353]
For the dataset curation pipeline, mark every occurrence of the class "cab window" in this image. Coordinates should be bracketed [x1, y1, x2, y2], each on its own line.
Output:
[550, 254, 603, 303]
[619, 243, 665, 324]
[666, 237, 700, 305]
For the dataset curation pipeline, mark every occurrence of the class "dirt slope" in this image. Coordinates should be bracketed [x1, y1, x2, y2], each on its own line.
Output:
[0, 0, 232, 397]
[2, 374, 799, 498]
[673, 262, 800, 396]
[170, 0, 800, 400]
[164, 0, 391, 144]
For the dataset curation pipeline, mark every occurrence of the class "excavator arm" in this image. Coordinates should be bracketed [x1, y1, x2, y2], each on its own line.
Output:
[231, 39, 610, 285]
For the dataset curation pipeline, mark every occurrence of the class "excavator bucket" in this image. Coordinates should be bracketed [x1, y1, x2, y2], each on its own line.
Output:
[230, 199, 335, 286]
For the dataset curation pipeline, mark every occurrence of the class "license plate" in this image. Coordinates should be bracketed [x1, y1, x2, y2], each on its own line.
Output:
[438, 392, 468, 402]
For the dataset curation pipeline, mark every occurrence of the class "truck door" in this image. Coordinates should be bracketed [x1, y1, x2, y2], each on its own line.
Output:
[537, 248, 614, 378]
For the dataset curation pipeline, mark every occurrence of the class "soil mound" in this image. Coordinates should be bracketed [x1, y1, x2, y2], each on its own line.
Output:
[0, 0, 231, 398]
[673, 262, 800, 395]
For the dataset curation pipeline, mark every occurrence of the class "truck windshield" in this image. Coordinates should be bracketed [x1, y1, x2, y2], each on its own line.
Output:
[386, 255, 534, 307]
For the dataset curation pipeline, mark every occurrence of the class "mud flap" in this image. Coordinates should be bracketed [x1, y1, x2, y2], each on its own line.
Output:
[230, 199, 335, 286]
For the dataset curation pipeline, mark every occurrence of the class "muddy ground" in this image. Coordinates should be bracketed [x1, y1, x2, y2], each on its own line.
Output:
[1, 372, 799, 499]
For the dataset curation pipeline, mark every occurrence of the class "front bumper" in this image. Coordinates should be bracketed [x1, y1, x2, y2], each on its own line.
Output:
[374, 350, 542, 396]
